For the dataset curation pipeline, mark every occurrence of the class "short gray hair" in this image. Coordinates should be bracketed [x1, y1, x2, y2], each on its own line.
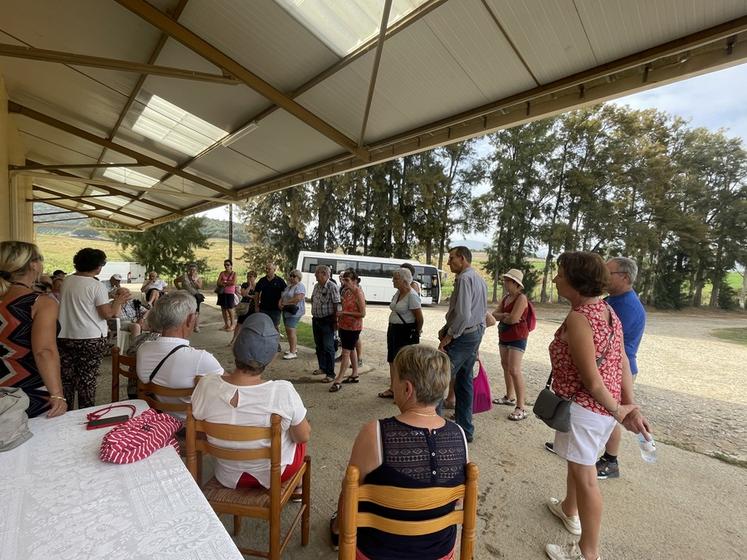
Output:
[148, 290, 197, 331]
[315, 264, 330, 275]
[609, 257, 638, 284]
[394, 345, 451, 405]
[392, 267, 412, 284]
[289, 269, 302, 279]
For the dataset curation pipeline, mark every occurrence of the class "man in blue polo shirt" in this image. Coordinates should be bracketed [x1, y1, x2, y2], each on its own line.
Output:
[596, 256, 647, 479]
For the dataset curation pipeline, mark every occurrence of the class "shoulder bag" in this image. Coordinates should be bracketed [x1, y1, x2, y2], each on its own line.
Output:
[533, 305, 616, 432]
[395, 310, 420, 345]
[0, 387, 32, 452]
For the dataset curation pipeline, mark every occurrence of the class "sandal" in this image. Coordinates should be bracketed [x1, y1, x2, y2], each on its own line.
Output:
[341, 375, 360, 384]
[329, 382, 342, 393]
[377, 389, 394, 399]
[508, 407, 528, 421]
[330, 512, 339, 551]
[493, 395, 516, 406]
[322, 375, 335, 383]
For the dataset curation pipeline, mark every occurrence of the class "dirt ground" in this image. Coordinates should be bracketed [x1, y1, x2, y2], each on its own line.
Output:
[97, 299, 747, 559]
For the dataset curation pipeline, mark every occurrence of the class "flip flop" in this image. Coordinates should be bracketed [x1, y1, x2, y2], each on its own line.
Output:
[377, 389, 394, 399]
[341, 375, 360, 384]
[493, 395, 516, 406]
[329, 382, 342, 393]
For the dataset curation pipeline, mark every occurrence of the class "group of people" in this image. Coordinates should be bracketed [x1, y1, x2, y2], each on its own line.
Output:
[0, 237, 651, 560]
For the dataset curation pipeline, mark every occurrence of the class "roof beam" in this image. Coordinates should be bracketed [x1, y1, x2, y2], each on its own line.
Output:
[31, 194, 122, 203]
[358, 0, 392, 146]
[92, 0, 188, 187]
[16, 171, 227, 203]
[12, 162, 144, 171]
[32, 188, 146, 229]
[8, 101, 236, 198]
[25, 160, 185, 216]
[115, 0, 369, 161]
[0, 43, 238, 84]
[33, 185, 152, 224]
[35, 215, 90, 223]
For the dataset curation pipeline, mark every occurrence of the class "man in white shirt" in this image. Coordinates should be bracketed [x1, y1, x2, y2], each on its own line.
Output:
[137, 291, 222, 417]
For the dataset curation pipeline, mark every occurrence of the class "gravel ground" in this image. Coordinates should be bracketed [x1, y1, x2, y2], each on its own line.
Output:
[96, 299, 747, 559]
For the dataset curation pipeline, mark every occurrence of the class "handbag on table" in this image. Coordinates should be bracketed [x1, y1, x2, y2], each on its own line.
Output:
[0, 387, 32, 452]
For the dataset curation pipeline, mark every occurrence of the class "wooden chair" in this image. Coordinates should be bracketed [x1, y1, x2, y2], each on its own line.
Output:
[136, 379, 194, 415]
[111, 346, 137, 403]
[338, 462, 479, 560]
[185, 410, 311, 560]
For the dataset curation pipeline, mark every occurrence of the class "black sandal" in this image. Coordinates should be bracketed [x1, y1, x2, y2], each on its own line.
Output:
[329, 382, 342, 393]
[330, 512, 339, 551]
[377, 389, 394, 399]
[341, 375, 360, 384]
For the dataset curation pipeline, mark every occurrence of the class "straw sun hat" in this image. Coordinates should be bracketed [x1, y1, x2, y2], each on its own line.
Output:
[501, 269, 524, 288]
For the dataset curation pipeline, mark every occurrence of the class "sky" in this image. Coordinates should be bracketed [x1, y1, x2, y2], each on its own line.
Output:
[199, 62, 747, 243]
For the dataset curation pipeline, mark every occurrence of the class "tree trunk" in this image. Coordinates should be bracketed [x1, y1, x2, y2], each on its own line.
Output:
[740, 270, 747, 309]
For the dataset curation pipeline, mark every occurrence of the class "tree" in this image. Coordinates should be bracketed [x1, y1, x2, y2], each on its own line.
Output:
[100, 217, 210, 278]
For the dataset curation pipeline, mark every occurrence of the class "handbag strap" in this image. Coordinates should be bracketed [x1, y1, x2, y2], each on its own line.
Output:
[86, 403, 136, 422]
[148, 345, 189, 382]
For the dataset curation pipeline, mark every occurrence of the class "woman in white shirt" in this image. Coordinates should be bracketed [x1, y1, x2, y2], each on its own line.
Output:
[377, 268, 423, 399]
[58, 248, 131, 409]
[192, 313, 311, 489]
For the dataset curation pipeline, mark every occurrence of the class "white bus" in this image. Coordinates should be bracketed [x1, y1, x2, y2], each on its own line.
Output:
[295, 251, 442, 305]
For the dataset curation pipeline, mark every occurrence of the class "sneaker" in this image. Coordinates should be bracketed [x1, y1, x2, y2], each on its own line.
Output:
[546, 498, 581, 535]
[596, 458, 620, 479]
[545, 442, 557, 454]
[545, 542, 600, 560]
[283, 352, 297, 360]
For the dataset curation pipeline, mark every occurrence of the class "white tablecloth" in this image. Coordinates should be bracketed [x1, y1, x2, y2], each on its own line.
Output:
[0, 400, 243, 560]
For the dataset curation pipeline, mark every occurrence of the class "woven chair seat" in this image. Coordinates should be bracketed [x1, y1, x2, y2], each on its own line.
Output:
[203, 476, 297, 509]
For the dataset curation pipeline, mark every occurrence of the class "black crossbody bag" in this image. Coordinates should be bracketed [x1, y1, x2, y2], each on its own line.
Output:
[533, 306, 615, 432]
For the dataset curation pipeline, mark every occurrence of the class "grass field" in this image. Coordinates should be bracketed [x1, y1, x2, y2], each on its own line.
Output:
[710, 327, 747, 346]
[35, 234, 743, 306]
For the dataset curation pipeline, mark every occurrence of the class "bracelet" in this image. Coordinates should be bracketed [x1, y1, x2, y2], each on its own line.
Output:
[50, 395, 67, 401]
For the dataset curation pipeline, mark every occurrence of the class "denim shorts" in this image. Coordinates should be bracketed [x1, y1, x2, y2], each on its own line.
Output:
[499, 338, 527, 352]
[283, 314, 301, 329]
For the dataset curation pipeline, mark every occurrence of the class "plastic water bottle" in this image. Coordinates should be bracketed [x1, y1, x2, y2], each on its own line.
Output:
[637, 433, 657, 463]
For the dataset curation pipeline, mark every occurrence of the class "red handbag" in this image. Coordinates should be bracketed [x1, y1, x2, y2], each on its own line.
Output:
[99, 408, 183, 464]
[472, 357, 493, 414]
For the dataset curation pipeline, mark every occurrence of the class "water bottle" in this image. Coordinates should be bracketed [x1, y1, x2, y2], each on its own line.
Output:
[637, 433, 657, 463]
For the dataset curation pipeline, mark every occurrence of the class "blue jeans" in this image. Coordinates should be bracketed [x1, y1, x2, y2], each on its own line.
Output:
[262, 309, 281, 329]
[443, 325, 485, 441]
[312, 316, 335, 376]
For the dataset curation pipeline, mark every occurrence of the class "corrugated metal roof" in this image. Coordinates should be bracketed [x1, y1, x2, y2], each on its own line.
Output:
[3, 0, 746, 228]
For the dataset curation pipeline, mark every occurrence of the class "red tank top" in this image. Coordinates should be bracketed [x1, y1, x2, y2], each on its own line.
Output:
[498, 295, 529, 342]
[548, 301, 623, 416]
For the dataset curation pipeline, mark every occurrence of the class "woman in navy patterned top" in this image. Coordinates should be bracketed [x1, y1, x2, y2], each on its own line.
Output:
[0, 241, 66, 418]
[331, 344, 468, 559]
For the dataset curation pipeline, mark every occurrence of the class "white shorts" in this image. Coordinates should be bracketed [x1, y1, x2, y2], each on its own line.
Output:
[553, 402, 616, 465]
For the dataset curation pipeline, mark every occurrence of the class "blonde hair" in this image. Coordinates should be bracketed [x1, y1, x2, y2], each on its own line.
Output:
[0, 241, 42, 296]
[394, 344, 451, 405]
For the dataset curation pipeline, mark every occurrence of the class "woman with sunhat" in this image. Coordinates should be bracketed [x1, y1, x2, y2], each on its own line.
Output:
[491, 268, 530, 421]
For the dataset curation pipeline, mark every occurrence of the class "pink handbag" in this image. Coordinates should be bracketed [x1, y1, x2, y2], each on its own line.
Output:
[472, 358, 492, 414]
[100, 408, 183, 464]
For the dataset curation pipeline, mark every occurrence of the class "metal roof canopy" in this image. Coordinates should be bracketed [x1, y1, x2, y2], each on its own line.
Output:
[3, 0, 747, 229]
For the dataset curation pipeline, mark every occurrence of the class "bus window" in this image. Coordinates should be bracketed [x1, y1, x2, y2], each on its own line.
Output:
[382, 263, 399, 278]
[303, 257, 317, 272]
[357, 261, 382, 277]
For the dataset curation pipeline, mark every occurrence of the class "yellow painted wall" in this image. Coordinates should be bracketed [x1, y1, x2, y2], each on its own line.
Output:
[0, 73, 31, 242]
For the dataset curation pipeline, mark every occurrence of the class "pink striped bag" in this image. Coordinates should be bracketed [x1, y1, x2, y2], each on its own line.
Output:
[100, 409, 183, 464]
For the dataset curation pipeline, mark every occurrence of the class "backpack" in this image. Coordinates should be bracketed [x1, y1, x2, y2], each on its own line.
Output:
[525, 300, 537, 332]
[100, 408, 183, 464]
[0, 387, 32, 452]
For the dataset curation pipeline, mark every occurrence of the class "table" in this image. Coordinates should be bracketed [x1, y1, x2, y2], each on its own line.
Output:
[0, 400, 244, 560]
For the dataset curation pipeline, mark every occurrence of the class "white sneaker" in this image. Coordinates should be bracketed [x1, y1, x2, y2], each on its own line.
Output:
[546, 542, 599, 560]
[283, 352, 297, 360]
[547, 498, 581, 535]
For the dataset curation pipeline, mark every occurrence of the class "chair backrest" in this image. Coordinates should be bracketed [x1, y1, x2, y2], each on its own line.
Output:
[111, 346, 137, 403]
[339, 462, 479, 560]
[137, 380, 194, 413]
[185, 410, 283, 498]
